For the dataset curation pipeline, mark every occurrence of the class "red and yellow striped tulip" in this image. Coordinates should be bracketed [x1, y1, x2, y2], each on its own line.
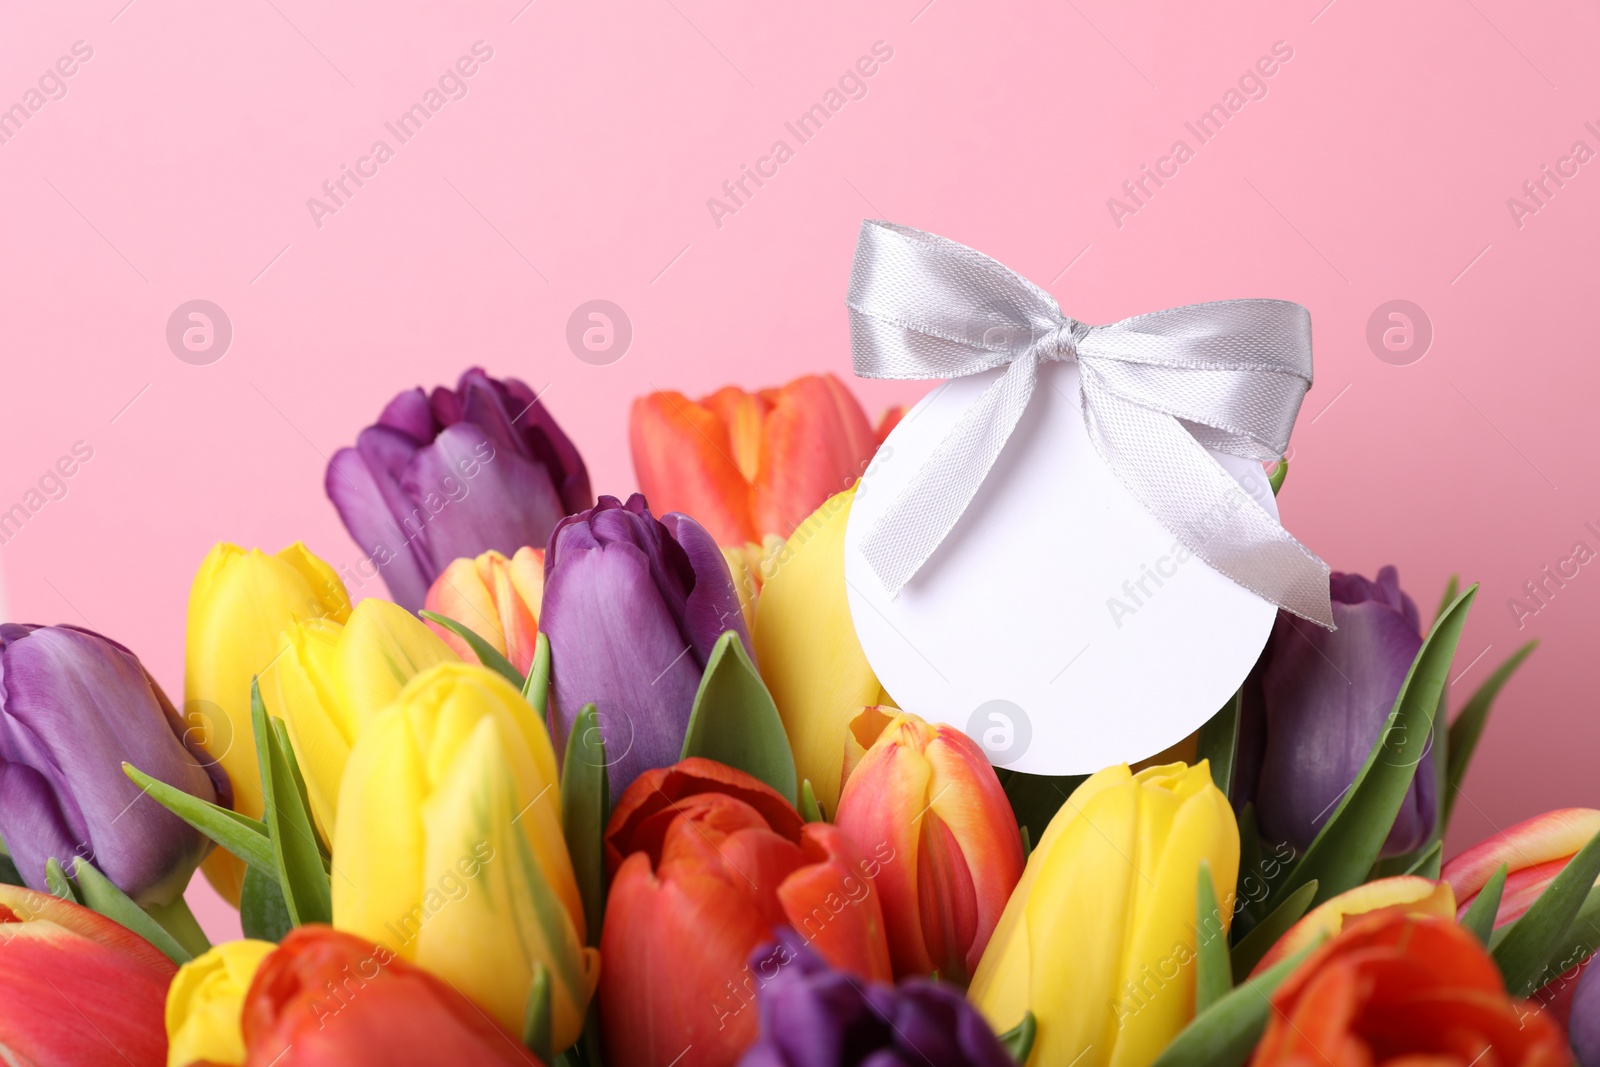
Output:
[1443, 808, 1600, 929]
[834, 707, 1024, 984]
[423, 547, 544, 674]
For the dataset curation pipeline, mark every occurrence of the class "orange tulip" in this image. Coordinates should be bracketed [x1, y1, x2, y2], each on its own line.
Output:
[0, 885, 175, 1067]
[834, 707, 1024, 984]
[423, 547, 544, 674]
[1251, 875, 1456, 975]
[630, 374, 879, 546]
[1252, 912, 1569, 1067]
[600, 758, 893, 1067]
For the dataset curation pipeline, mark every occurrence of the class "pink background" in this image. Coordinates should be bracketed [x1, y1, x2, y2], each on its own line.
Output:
[1, 0, 1595, 941]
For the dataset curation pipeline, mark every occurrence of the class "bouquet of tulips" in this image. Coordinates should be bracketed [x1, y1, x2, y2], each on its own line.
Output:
[3, 366, 1598, 1067]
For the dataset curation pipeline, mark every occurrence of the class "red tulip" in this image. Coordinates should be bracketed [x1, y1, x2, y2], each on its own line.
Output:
[601, 758, 893, 1067]
[833, 708, 1024, 984]
[239, 926, 541, 1065]
[1252, 912, 1570, 1066]
[0, 884, 174, 1067]
[630, 374, 878, 546]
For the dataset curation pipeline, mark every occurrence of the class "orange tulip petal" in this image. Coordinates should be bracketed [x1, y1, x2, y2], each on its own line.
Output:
[630, 393, 757, 545]
[778, 824, 893, 983]
[1442, 808, 1600, 911]
[750, 374, 876, 541]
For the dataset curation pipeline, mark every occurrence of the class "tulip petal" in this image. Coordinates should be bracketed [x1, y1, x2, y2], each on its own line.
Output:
[661, 511, 753, 663]
[1252, 874, 1455, 975]
[607, 758, 805, 877]
[778, 824, 894, 983]
[1443, 808, 1600, 917]
[327, 430, 435, 612]
[630, 392, 758, 546]
[750, 374, 876, 542]
[404, 423, 567, 567]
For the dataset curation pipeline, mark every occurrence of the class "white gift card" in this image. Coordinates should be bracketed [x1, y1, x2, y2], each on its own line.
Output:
[844, 360, 1279, 775]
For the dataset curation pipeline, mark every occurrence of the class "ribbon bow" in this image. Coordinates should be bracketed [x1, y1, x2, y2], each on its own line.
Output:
[847, 220, 1333, 628]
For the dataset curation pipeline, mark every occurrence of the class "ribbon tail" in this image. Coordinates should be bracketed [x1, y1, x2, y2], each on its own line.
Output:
[1080, 369, 1335, 628]
[859, 355, 1040, 595]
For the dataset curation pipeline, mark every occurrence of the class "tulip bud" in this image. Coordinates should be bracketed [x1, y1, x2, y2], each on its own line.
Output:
[541, 494, 751, 797]
[753, 487, 891, 812]
[0, 884, 175, 1066]
[327, 367, 591, 612]
[1234, 566, 1435, 857]
[423, 547, 544, 673]
[968, 762, 1239, 1067]
[1443, 808, 1600, 929]
[1250, 875, 1456, 975]
[265, 598, 457, 839]
[0, 623, 227, 905]
[185, 542, 351, 904]
[834, 708, 1024, 984]
[630, 374, 877, 547]
[602, 758, 893, 1067]
[238, 926, 542, 1065]
[165, 939, 276, 1067]
[332, 662, 597, 1052]
[738, 927, 1014, 1067]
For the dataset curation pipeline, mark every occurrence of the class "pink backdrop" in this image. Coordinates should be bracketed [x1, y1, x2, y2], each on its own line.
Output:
[2, 0, 1594, 941]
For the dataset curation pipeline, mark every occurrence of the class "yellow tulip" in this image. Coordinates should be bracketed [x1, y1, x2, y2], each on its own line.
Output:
[968, 762, 1240, 1067]
[753, 487, 890, 811]
[164, 938, 276, 1067]
[332, 662, 598, 1050]
[264, 598, 458, 841]
[185, 543, 351, 904]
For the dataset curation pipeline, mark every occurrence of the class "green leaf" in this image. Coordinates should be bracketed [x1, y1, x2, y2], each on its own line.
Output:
[420, 611, 525, 690]
[522, 961, 553, 1061]
[562, 704, 608, 947]
[1433, 574, 1460, 626]
[1231, 880, 1318, 978]
[1268, 459, 1288, 496]
[1196, 691, 1242, 797]
[1444, 641, 1537, 829]
[71, 858, 195, 964]
[680, 631, 797, 804]
[240, 863, 294, 942]
[0, 852, 23, 888]
[144, 896, 213, 960]
[998, 1011, 1037, 1064]
[44, 857, 79, 902]
[122, 762, 274, 871]
[1019, 825, 1032, 864]
[1461, 864, 1508, 946]
[253, 678, 332, 926]
[1400, 841, 1443, 879]
[799, 779, 826, 823]
[1195, 863, 1232, 1013]
[1533, 883, 1600, 989]
[1493, 829, 1600, 995]
[523, 632, 552, 716]
[1231, 805, 1266, 938]
[1150, 940, 1321, 1067]
[1270, 586, 1476, 909]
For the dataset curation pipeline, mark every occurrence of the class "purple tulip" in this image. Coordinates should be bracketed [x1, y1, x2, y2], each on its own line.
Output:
[541, 493, 750, 796]
[0, 624, 230, 906]
[1234, 565, 1435, 857]
[738, 928, 1013, 1067]
[326, 367, 591, 611]
[1569, 957, 1600, 1065]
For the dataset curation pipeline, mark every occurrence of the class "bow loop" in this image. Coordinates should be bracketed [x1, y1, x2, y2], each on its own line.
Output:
[846, 220, 1333, 628]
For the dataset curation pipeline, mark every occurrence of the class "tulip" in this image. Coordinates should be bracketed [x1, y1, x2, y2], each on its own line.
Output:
[1250, 874, 1456, 975]
[165, 939, 276, 1067]
[968, 762, 1239, 1067]
[1253, 912, 1569, 1067]
[602, 758, 894, 1067]
[541, 493, 751, 797]
[332, 662, 597, 1052]
[265, 598, 458, 839]
[0, 884, 175, 1066]
[1443, 808, 1600, 929]
[753, 487, 892, 813]
[327, 367, 591, 612]
[1569, 958, 1600, 1066]
[186, 542, 351, 904]
[423, 547, 544, 674]
[0, 623, 227, 906]
[630, 373, 879, 547]
[833, 707, 1024, 984]
[738, 927, 1013, 1067]
[1234, 566, 1435, 857]
[238, 926, 542, 1065]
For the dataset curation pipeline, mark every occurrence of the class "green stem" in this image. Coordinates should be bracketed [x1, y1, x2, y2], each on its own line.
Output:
[146, 894, 213, 959]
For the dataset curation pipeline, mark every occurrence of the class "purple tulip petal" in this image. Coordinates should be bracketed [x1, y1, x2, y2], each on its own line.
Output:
[497, 374, 592, 513]
[0, 762, 84, 892]
[375, 387, 436, 442]
[1571, 957, 1600, 1066]
[662, 510, 753, 664]
[542, 540, 706, 797]
[326, 436, 434, 613]
[403, 424, 567, 565]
